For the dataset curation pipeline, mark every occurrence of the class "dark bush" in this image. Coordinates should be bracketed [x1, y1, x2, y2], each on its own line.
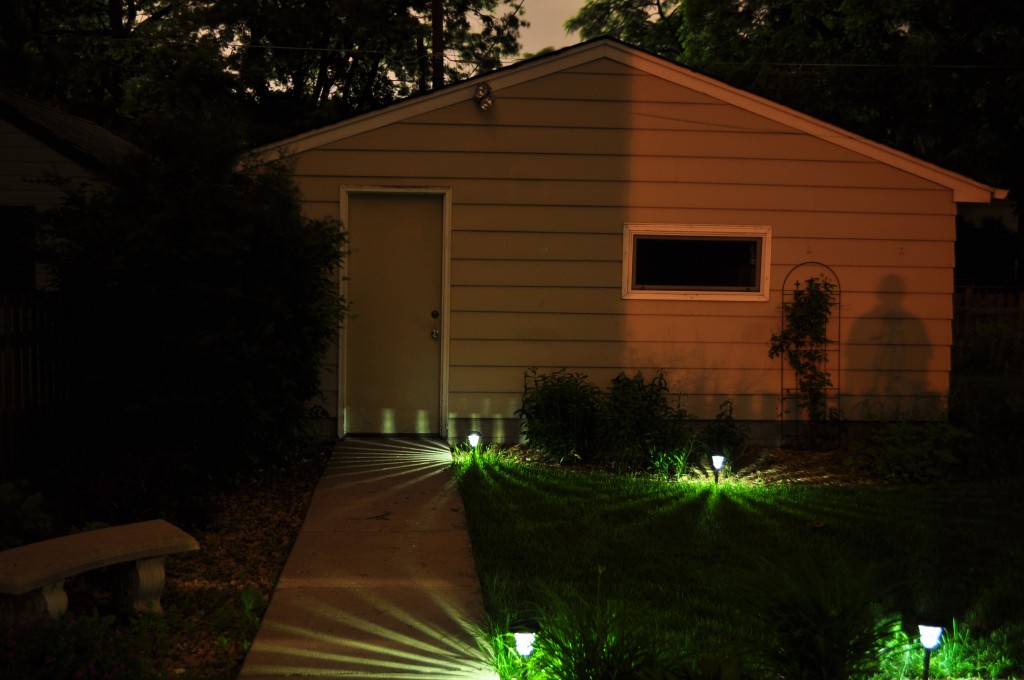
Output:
[861, 421, 971, 482]
[598, 371, 690, 469]
[38, 147, 344, 524]
[950, 375, 1024, 477]
[953, 318, 1024, 375]
[517, 369, 694, 470]
[517, 368, 603, 462]
[0, 481, 53, 549]
[0, 612, 167, 679]
[697, 399, 749, 457]
[950, 315, 1024, 477]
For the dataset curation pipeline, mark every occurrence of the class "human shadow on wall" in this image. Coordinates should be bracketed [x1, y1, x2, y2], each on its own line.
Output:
[847, 274, 939, 418]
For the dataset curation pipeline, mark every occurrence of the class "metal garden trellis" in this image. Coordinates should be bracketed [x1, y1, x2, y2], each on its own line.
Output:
[777, 262, 842, 447]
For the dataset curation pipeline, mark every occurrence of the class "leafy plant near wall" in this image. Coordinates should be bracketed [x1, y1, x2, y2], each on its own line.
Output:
[699, 399, 749, 457]
[516, 368, 697, 468]
[517, 368, 603, 463]
[769, 276, 838, 425]
[600, 371, 690, 469]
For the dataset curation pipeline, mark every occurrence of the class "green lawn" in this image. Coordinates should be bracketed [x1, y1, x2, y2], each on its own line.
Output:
[454, 451, 1024, 679]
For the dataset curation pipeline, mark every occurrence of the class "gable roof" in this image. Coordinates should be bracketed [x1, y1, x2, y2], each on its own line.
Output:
[0, 87, 136, 173]
[257, 38, 1005, 203]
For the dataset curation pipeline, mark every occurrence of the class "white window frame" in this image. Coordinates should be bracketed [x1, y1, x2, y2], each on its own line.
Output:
[622, 223, 772, 301]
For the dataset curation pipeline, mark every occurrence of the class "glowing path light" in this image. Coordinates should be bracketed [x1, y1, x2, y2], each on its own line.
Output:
[513, 631, 535, 656]
[510, 618, 539, 657]
[919, 623, 943, 680]
[711, 454, 725, 484]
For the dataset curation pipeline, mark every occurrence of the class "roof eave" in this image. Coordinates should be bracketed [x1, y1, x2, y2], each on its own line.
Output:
[255, 38, 1007, 204]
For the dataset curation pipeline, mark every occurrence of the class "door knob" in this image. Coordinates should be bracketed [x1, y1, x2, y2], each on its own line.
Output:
[431, 310, 440, 319]
[431, 330, 440, 339]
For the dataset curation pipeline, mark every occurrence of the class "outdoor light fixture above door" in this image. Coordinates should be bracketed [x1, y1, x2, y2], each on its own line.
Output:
[474, 82, 494, 111]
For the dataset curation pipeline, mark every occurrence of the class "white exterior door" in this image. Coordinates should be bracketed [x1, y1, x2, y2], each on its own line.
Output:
[342, 191, 446, 435]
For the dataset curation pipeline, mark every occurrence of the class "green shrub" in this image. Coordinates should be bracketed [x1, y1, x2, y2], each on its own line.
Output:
[517, 369, 694, 470]
[598, 371, 691, 470]
[861, 421, 971, 482]
[650, 448, 691, 480]
[517, 368, 603, 462]
[531, 576, 673, 680]
[932, 619, 1018, 680]
[0, 612, 167, 679]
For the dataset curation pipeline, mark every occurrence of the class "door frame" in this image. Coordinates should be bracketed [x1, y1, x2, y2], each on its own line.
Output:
[338, 186, 452, 438]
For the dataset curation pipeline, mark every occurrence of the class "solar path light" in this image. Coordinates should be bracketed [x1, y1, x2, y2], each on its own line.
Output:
[919, 623, 943, 680]
[510, 618, 539, 657]
[711, 454, 725, 484]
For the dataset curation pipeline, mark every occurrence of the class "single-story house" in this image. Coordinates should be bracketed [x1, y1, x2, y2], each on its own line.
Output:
[255, 38, 1006, 444]
[0, 87, 135, 291]
[0, 89, 135, 465]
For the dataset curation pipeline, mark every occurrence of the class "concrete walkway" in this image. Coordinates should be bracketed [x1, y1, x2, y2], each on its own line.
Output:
[238, 437, 495, 679]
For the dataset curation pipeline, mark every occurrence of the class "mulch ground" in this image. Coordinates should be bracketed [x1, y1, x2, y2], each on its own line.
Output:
[161, 445, 331, 678]
[729, 446, 880, 485]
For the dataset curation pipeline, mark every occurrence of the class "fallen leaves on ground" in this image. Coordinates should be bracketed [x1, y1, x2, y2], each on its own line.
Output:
[161, 445, 330, 678]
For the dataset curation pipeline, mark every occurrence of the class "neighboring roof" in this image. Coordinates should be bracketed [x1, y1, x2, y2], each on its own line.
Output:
[256, 37, 1006, 204]
[0, 87, 137, 172]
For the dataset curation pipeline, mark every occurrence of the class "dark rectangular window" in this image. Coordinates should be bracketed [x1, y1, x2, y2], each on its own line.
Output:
[633, 236, 761, 291]
[623, 224, 770, 300]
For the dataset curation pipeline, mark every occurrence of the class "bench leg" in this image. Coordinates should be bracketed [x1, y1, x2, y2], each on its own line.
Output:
[118, 556, 168, 614]
[0, 580, 68, 621]
[40, 580, 69, 618]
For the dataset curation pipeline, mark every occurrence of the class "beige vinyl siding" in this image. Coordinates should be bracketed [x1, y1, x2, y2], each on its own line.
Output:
[452, 286, 953, 318]
[448, 205, 953, 237]
[296, 176, 951, 214]
[290, 56, 959, 432]
[297, 150, 939, 191]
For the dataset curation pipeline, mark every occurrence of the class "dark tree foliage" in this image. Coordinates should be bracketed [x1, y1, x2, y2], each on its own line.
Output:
[0, 0, 526, 144]
[207, 0, 525, 140]
[39, 146, 345, 520]
[0, 0, 182, 132]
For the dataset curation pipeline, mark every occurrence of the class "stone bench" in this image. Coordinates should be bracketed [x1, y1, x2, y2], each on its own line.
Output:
[0, 519, 199, 621]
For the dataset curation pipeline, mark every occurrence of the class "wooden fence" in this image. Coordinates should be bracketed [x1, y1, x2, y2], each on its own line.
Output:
[0, 293, 65, 477]
[953, 286, 1024, 373]
[954, 286, 1024, 327]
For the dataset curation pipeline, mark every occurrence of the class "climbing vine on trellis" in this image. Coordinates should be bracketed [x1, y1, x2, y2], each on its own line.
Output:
[769, 276, 837, 425]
